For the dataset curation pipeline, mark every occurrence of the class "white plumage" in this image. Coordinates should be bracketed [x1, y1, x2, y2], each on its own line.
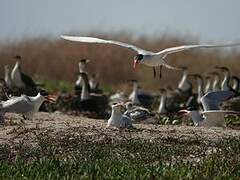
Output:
[107, 103, 132, 128]
[0, 92, 56, 123]
[61, 35, 240, 70]
[179, 91, 236, 127]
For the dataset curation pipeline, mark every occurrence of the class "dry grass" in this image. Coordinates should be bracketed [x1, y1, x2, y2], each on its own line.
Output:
[0, 32, 240, 92]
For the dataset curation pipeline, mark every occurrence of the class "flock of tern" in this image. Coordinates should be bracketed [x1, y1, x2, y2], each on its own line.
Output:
[0, 34, 240, 129]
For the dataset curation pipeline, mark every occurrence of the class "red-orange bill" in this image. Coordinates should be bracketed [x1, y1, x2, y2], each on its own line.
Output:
[133, 60, 139, 69]
[47, 95, 58, 103]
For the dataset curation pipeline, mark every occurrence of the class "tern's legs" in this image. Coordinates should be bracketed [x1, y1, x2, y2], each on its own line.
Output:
[159, 65, 163, 79]
[153, 68, 156, 78]
[153, 65, 163, 79]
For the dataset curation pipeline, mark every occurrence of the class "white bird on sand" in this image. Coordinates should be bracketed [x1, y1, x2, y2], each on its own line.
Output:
[107, 103, 132, 128]
[179, 91, 236, 127]
[61, 35, 240, 71]
[0, 91, 56, 124]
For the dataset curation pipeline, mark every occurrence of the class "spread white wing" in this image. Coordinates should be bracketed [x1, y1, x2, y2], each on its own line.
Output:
[201, 91, 235, 111]
[157, 44, 240, 59]
[61, 35, 152, 55]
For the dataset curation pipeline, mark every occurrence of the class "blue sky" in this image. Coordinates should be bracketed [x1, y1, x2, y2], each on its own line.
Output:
[0, 0, 240, 42]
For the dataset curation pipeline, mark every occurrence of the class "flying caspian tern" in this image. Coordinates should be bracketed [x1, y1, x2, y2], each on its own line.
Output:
[61, 35, 240, 77]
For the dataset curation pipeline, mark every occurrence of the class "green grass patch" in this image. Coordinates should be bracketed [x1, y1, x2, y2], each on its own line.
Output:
[0, 131, 239, 179]
[37, 78, 74, 93]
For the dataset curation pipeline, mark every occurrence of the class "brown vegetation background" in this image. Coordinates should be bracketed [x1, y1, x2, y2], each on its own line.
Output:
[0, 32, 240, 92]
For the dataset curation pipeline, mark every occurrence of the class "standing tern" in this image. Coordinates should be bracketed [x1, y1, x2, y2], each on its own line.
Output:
[0, 90, 56, 123]
[76, 72, 108, 113]
[75, 59, 90, 95]
[61, 35, 240, 74]
[215, 67, 231, 91]
[11, 56, 25, 89]
[11, 55, 38, 95]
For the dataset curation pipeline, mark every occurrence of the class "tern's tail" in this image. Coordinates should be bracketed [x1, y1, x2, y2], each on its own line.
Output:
[161, 60, 181, 70]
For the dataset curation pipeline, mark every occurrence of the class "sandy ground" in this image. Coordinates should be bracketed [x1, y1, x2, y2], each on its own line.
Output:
[0, 112, 239, 146]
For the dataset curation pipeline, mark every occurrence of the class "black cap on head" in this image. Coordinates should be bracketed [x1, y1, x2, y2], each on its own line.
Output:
[39, 89, 49, 96]
[80, 59, 90, 63]
[14, 55, 21, 59]
[134, 54, 143, 61]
